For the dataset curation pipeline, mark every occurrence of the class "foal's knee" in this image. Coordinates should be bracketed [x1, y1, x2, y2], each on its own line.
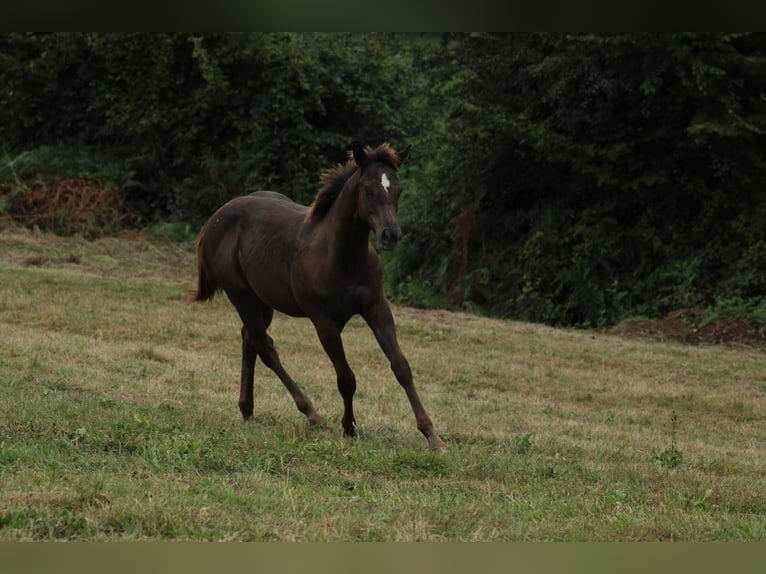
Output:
[336, 371, 357, 397]
[390, 358, 412, 385]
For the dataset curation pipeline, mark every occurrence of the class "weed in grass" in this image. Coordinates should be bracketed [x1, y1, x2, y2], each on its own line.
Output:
[512, 432, 533, 454]
[677, 488, 714, 511]
[654, 410, 684, 469]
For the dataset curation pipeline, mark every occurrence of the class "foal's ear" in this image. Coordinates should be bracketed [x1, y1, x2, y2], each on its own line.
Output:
[396, 144, 412, 167]
[352, 142, 368, 168]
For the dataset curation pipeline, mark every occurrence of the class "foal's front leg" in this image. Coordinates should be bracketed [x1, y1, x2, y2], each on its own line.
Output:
[312, 317, 357, 437]
[363, 300, 446, 452]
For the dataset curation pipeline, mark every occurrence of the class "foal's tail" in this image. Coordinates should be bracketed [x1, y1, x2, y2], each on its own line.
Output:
[192, 229, 218, 302]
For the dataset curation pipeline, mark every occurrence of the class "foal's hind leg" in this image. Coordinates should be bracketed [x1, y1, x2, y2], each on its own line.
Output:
[239, 307, 272, 419]
[239, 306, 274, 420]
[233, 298, 326, 428]
[239, 325, 257, 419]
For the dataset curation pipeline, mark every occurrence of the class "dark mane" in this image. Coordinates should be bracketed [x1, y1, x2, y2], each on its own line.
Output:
[305, 161, 358, 223]
[305, 143, 402, 223]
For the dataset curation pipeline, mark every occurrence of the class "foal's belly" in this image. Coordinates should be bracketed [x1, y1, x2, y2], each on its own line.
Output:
[238, 244, 307, 318]
[235, 202, 308, 317]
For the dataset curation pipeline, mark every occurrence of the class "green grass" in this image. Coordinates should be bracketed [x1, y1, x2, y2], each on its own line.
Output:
[1, 222, 765, 540]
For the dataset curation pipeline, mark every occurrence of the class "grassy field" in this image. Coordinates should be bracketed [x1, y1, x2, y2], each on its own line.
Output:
[0, 222, 765, 541]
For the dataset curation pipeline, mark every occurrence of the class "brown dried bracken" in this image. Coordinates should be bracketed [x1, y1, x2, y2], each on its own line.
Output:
[5, 178, 138, 237]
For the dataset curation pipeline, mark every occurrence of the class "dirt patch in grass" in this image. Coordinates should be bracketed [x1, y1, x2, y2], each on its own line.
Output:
[604, 308, 766, 350]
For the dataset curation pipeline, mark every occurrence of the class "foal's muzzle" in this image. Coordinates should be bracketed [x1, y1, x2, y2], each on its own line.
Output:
[378, 225, 402, 250]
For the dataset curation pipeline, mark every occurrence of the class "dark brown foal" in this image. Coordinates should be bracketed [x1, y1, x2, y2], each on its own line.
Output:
[194, 143, 445, 451]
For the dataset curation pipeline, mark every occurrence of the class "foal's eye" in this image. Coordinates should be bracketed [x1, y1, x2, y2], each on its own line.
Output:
[364, 185, 374, 197]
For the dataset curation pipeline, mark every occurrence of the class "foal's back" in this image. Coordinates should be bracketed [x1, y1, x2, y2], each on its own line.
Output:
[197, 191, 310, 316]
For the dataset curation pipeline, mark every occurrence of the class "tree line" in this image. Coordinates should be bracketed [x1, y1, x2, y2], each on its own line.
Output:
[1, 33, 765, 328]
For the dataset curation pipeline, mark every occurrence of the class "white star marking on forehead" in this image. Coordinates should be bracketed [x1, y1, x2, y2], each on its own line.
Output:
[381, 173, 390, 194]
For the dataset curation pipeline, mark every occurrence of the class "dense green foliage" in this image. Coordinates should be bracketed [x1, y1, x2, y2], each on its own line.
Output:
[0, 33, 417, 221]
[390, 33, 766, 327]
[2, 33, 765, 327]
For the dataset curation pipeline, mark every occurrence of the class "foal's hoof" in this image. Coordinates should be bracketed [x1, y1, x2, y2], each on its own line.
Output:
[308, 413, 327, 428]
[428, 436, 448, 454]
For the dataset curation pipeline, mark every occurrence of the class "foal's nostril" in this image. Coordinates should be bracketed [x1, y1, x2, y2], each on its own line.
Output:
[382, 227, 401, 244]
[379, 227, 402, 249]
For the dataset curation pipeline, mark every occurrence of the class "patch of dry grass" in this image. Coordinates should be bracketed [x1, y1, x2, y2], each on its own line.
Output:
[1, 224, 765, 540]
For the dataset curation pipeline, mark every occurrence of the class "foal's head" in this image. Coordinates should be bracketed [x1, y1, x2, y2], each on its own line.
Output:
[352, 142, 411, 251]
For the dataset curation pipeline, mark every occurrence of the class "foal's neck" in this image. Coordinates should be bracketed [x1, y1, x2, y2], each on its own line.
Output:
[324, 173, 371, 268]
